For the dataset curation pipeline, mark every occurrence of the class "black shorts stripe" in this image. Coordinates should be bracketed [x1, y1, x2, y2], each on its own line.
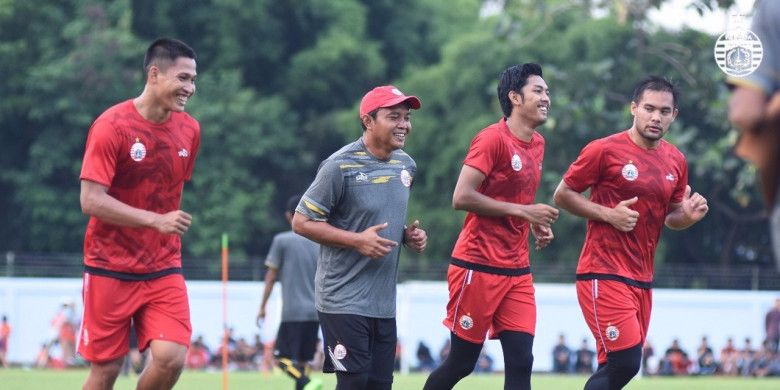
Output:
[450, 258, 531, 276]
[576, 273, 653, 289]
[84, 265, 182, 281]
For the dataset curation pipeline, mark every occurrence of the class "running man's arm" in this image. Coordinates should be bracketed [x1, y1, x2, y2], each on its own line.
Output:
[80, 179, 192, 235]
[452, 165, 558, 226]
[553, 180, 639, 232]
[665, 185, 708, 230]
[257, 266, 277, 325]
[291, 212, 397, 260]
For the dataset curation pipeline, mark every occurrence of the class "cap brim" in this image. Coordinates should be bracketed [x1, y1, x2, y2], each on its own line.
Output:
[381, 95, 421, 110]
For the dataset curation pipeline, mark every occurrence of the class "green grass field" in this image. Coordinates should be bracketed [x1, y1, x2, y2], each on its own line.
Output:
[2, 369, 780, 389]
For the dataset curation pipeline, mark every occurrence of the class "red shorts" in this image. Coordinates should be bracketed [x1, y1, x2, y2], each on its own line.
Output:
[78, 273, 192, 363]
[576, 279, 652, 364]
[443, 265, 536, 344]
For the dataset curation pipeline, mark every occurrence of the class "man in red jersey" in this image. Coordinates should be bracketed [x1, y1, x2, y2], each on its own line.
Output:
[424, 63, 559, 390]
[78, 38, 200, 390]
[553, 76, 708, 390]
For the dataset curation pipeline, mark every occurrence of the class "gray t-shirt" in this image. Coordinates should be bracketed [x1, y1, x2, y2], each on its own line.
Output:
[297, 137, 416, 318]
[265, 231, 319, 322]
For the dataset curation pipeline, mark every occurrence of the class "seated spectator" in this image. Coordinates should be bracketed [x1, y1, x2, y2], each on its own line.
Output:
[738, 337, 756, 376]
[474, 347, 494, 374]
[34, 343, 50, 368]
[186, 336, 211, 370]
[642, 339, 657, 375]
[234, 337, 255, 369]
[394, 339, 402, 372]
[415, 341, 437, 372]
[697, 336, 717, 375]
[552, 334, 572, 373]
[719, 337, 739, 375]
[751, 340, 776, 377]
[659, 339, 690, 376]
[575, 338, 596, 374]
[438, 338, 451, 364]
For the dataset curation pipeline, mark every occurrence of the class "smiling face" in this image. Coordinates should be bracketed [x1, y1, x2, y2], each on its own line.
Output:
[512, 75, 550, 127]
[362, 103, 412, 159]
[630, 89, 678, 148]
[150, 57, 197, 113]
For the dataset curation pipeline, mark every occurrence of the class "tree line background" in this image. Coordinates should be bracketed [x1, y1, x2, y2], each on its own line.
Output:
[1, 0, 776, 286]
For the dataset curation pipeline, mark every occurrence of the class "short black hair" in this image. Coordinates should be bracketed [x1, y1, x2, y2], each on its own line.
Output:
[632, 76, 679, 108]
[497, 63, 543, 117]
[286, 194, 302, 215]
[143, 38, 196, 74]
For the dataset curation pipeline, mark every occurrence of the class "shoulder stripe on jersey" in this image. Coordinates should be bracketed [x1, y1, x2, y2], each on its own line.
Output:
[303, 200, 327, 217]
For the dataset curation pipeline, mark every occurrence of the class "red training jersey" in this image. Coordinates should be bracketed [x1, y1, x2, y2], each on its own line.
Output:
[451, 118, 545, 269]
[80, 100, 200, 274]
[563, 131, 687, 284]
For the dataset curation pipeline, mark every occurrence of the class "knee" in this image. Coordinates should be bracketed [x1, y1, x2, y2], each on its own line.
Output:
[89, 358, 123, 382]
[151, 348, 186, 374]
[441, 355, 476, 379]
[607, 345, 642, 379]
[612, 357, 641, 378]
[505, 349, 534, 373]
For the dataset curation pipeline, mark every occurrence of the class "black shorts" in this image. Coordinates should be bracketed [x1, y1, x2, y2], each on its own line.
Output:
[318, 312, 396, 383]
[274, 321, 320, 362]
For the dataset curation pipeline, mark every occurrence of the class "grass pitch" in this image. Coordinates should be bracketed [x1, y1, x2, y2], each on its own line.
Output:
[2, 368, 780, 389]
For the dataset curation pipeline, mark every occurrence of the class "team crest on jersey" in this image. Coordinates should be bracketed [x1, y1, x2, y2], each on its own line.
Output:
[605, 325, 620, 341]
[356, 172, 368, 182]
[333, 343, 348, 360]
[621, 162, 638, 181]
[400, 169, 412, 187]
[130, 138, 146, 162]
[511, 153, 522, 171]
[459, 315, 474, 330]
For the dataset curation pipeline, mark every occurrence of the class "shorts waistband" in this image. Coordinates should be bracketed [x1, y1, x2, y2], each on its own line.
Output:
[84, 265, 183, 281]
[576, 273, 653, 289]
[450, 258, 531, 276]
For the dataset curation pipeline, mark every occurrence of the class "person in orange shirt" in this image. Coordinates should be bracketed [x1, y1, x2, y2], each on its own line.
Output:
[0, 315, 11, 368]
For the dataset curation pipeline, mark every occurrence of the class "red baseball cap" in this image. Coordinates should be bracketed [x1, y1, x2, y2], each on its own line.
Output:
[359, 85, 421, 116]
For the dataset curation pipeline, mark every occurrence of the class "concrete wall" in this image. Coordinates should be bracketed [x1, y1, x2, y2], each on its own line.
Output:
[1, 277, 777, 372]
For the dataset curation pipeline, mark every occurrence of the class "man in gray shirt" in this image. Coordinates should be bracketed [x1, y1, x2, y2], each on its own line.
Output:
[257, 194, 322, 390]
[293, 85, 428, 390]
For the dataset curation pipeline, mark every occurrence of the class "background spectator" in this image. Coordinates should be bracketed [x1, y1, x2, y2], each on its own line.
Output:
[551, 334, 572, 373]
[575, 337, 596, 374]
[642, 339, 657, 375]
[696, 336, 718, 375]
[659, 338, 691, 376]
[49, 299, 78, 366]
[719, 337, 739, 376]
[0, 315, 10, 368]
[185, 335, 211, 370]
[738, 337, 756, 376]
[473, 347, 494, 374]
[415, 341, 437, 372]
[766, 298, 780, 353]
